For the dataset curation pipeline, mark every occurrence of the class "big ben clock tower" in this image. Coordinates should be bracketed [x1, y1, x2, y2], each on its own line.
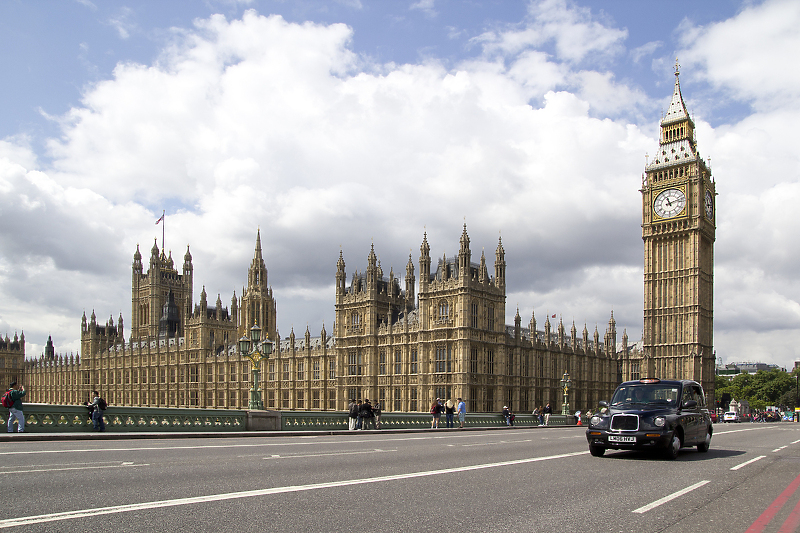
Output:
[641, 61, 716, 401]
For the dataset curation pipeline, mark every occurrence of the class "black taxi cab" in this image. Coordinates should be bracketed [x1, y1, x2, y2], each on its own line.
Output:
[585, 378, 713, 460]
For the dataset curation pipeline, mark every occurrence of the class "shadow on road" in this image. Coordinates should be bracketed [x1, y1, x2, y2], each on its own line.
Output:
[599, 447, 746, 461]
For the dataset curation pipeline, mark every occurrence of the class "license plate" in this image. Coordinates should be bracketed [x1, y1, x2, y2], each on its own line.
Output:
[608, 435, 636, 443]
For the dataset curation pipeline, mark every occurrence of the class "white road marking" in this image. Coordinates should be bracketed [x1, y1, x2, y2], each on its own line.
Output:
[0, 433, 495, 456]
[0, 463, 148, 475]
[0, 450, 588, 528]
[262, 449, 397, 460]
[791, 439, 800, 445]
[730, 456, 765, 470]
[632, 480, 710, 514]
[772, 446, 787, 452]
[713, 427, 776, 436]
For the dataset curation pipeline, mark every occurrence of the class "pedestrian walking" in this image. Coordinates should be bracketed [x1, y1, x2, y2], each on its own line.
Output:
[348, 399, 358, 430]
[86, 390, 106, 431]
[537, 405, 544, 426]
[502, 406, 512, 426]
[373, 400, 382, 429]
[543, 403, 552, 426]
[4, 381, 26, 433]
[457, 397, 466, 428]
[445, 399, 455, 428]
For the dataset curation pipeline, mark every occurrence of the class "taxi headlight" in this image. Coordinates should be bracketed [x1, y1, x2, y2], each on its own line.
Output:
[590, 415, 603, 427]
[653, 416, 666, 427]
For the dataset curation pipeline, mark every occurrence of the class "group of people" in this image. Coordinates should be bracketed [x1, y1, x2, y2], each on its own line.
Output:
[347, 398, 382, 430]
[3, 382, 108, 433]
[430, 398, 466, 428]
[532, 403, 554, 426]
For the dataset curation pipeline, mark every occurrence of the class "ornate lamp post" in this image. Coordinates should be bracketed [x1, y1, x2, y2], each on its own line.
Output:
[238, 323, 274, 410]
[560, 371, 572, 416]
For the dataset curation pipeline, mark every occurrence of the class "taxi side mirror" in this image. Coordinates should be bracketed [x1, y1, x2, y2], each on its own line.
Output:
[682, 400, 698, 409]
[598, 400, 608, 408]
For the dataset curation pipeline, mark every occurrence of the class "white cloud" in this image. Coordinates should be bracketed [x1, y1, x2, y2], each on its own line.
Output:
[107, 6, 137, 40]
[474, 0, 627, 64]
[679, 0, 800, 112]
[410, 0, 436, 18]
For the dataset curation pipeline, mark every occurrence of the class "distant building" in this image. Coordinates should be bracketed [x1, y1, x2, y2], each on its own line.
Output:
[0, 332, 25, 389]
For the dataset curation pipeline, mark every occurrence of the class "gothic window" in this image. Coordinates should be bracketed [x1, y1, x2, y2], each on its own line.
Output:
[394, 350, 402, 375]
[435, 345, 451, 373]
[410, 349, 418, 374]
[522, 355, 530, 377]
[268, 362, 275, 381]
[410, 389, 418, 412]
[328, 390, 336, 410]
[487, 350, 495, 375]
[471, 302, 479, 328]
[379, 351, 386, 375]
[230, 363, 236, 382]
[348, 351, 362, 376]
[297, 362, 304, 381]
[438, 300, 449, 320]
[487, 306, 495, 330]
[631, 362, 640, 381]
[351, 312, 361, 327]
[283, 362, 290, 381]
[508, 352, 514, 374]
[394, 388, 401, 411]
[312, 390, 320, 409]
[313, 359, 320, 381]
[329, 360, 336, 379]
[470, 348, 478, 373]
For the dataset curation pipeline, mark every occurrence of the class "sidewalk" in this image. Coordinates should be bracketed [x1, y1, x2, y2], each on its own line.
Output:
[0, 423, 579, 442]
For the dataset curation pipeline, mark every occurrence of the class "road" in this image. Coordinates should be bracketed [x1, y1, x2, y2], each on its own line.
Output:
[0, 424, 799, 532]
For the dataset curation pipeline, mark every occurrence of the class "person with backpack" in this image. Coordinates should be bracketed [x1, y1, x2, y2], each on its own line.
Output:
[360, 399, 374, 430]
[87, 390, 107, 432]
[4, 381, 26, 433]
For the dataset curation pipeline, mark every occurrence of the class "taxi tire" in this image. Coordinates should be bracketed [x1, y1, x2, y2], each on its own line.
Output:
[664, 434, 681, 460]
[589, 445, 605, 457]
[697, 429, 711, 453]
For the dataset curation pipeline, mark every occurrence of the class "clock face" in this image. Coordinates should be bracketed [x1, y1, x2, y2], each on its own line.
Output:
[705, 190, 714, 219]
[653, 188, 686, 219]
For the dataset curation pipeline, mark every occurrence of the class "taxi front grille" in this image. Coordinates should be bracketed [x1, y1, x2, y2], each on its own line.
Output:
[610, 414, 639, 431]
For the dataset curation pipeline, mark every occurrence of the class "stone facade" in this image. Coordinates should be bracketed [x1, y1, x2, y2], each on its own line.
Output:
[23, 226, 619, 412]
[0, 332, 25, 390]
[622, 64, 717, 403]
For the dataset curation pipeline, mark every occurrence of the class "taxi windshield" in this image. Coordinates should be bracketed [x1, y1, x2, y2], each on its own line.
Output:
[610, 384, 680, 408]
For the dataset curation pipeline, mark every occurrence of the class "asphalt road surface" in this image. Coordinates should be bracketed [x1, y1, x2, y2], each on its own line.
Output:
[1, 424, 799, 532]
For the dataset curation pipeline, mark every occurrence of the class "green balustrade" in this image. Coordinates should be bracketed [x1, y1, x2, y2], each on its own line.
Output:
[2, 404, 246, 433]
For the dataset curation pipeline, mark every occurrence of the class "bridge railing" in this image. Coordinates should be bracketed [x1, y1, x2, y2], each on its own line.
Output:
[2, 404, 579, 433]
[3, 404, 246, 432]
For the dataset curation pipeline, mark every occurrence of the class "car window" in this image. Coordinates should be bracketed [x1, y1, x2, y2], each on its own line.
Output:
[681, 385, 694, 405]
[692, 385, 706, 407]
[610, 384, 679, 408]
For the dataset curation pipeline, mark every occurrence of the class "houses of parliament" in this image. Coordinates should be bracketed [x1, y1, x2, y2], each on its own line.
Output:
[21, 67, 716, 412]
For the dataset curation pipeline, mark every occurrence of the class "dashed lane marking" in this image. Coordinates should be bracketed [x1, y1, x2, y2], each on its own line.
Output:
[632, 480, 710, 514]
[731, 456, 766, 471]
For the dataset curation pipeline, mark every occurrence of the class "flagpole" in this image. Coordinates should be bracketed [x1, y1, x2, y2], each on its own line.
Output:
[161, 210, 165, 253]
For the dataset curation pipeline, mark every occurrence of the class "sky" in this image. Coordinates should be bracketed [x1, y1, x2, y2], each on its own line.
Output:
[1, 0, 798, 370]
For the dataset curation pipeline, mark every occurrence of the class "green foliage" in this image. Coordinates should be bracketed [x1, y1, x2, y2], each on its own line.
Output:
[715, 368, 798, 410]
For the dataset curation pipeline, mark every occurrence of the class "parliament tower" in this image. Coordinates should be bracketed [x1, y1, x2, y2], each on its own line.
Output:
[640, 62, 716, 399]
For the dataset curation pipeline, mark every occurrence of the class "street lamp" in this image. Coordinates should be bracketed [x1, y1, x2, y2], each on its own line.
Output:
[560, 371, 572, 416]
[238, 323, 274, 410]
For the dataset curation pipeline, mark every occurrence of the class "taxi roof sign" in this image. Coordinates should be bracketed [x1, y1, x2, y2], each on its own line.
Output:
[639, 378, 661, 384]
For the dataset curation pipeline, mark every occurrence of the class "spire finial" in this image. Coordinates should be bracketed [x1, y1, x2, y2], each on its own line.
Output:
[674, 57, 680, 77]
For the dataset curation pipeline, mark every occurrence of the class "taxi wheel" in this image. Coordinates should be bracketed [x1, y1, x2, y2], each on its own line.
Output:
[589, 445, 605, 457]
[664, 434, 681, 460]
[697, 429, 711, 453]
